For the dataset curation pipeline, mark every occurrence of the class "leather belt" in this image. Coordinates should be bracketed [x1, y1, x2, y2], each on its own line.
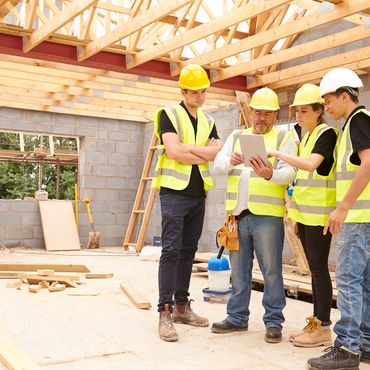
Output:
[235, 209, 252, 220]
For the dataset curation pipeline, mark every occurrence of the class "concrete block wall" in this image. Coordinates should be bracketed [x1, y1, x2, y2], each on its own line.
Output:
[0, 107, 144, 249]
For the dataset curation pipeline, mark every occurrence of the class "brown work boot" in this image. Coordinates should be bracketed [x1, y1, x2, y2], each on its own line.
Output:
[173, 299, 209, 327]
[158, 304, 178, 342]
[289, 316, 317, 342]
[293, 318, 332, 348]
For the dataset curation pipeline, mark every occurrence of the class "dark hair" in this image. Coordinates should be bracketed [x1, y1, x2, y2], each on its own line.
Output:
[334, 87, 359, 103]
[311, 103, 325, 124]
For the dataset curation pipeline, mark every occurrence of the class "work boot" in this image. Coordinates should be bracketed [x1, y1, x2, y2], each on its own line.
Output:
[172, 299, 209, 327]
[158, 304, 178, 342]
[307, 342, 360, 370]
[211, 319, 248, 334]
[293, 318, 332, 348]
[361, 347, 370, 364]
[289, 315, 316, 342]
[265, 327, 282, 343]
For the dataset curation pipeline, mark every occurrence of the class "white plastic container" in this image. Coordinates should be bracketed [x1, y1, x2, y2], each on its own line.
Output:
[139, 246, 162, 261]
[208, 270, 231, 291]
[207, 255, 231, 291]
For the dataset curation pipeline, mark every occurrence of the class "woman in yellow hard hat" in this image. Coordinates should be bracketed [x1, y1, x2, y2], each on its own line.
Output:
[268, 83, 338, 348]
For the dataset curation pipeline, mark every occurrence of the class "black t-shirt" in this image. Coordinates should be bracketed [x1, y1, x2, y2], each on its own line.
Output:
[308, 128, 337, 176]
[159, 102, 219, 197]
[342, 106, 370, 165]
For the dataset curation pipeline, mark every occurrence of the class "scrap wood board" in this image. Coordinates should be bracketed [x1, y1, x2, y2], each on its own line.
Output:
[0, 331, 41, 370]
[39, 200, 80, 251]
[120, 280, 151, 309]
[0, 264, 90, 272]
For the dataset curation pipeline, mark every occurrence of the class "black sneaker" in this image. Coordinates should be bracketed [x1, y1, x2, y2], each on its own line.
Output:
[307, 343, 360, 369]
[361, 347, 370, 364]
[211, 319, 248, 334]
[265, 327, 282, 343]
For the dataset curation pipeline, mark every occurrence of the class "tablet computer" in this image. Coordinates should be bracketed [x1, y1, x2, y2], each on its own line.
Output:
[239, 134, 268, 167]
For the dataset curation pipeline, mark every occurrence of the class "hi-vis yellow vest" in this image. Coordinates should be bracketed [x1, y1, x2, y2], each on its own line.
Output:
[226, 127, 295, 217]
[288, 123, 339, 226]
[337, 108, 370, 223]
[152, 105, 214, 191]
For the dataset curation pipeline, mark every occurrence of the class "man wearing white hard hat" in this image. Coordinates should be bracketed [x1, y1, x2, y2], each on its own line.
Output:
[211, 88, 296, 343]
[307, 68, 370, 369]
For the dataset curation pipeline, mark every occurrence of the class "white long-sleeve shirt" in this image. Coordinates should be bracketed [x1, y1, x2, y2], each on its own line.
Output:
[213, 129, 297, 216]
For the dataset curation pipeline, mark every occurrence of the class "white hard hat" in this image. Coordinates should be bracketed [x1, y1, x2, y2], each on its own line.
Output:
[319, 68, 363, 97]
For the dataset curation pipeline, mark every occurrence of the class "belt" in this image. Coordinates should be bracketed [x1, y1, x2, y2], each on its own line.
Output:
[235, 209, 252, 220]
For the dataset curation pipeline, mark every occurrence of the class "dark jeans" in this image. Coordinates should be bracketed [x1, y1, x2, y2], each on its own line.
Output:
[158, 193, 205, 312]
[297, 222, 333, 323]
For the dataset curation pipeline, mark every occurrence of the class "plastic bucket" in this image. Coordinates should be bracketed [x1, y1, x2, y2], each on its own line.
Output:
[207, 256, 231, 291]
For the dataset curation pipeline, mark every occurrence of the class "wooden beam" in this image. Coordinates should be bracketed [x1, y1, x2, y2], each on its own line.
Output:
[184, 0, 370, 75]
[0, 331, 42, 370]
[78, 0, 191, 61]
[120, 280, 152, 309]
[212, 25, 370, 82]
[126, 0, 291, 69]
[0, 263, 90, 272]
[250, 46, 370, 90]
[23, 0, 98, 52]
[0, 0, 21, 18]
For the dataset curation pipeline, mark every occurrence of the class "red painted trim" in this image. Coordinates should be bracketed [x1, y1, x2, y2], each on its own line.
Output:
[0, 33, 247, 91]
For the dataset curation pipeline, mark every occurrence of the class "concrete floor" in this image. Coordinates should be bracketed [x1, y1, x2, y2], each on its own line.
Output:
[0, 248, 369, 370]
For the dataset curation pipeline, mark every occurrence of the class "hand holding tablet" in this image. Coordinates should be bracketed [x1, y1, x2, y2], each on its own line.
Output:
[239, 134, 268, 167]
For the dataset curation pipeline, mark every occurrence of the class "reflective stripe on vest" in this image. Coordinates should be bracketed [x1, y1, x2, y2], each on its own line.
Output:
[288, 123, 338, 226]
[225, 127, 294, 216]
[152, 105, 215, 191]
[336, 108, 370, 222]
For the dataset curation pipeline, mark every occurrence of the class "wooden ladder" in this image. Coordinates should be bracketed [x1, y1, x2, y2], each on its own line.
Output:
[123, 132, 158, 252]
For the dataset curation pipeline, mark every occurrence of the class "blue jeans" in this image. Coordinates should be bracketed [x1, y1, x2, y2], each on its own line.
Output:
[226, 213, 286, 328]
[157, 193, 205, 311]
[334, 222, 370, 353]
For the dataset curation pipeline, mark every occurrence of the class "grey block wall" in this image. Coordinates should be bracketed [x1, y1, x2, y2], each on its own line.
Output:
[0, 107, 144, 249]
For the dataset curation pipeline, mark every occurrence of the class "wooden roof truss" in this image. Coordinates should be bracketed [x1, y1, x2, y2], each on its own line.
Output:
[0, 0, 369, 121]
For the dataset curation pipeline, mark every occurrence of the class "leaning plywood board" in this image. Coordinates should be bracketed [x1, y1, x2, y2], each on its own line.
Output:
[39, 201, 80, 251]
[0, 331, 41, 370]
[120, 281, 151, 309]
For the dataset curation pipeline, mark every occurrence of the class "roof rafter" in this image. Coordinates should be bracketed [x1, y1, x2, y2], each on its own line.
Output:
[249, 45, 370, 89]
[213, 24, 370, 83]
[23, 0, 98, 52]
[182, 0, 370, 81]
[78, 0, 191, 61]
[126, 0, 291, 70]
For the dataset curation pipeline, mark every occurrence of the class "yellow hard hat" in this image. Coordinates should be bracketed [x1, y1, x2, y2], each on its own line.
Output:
[179, 64, 210, 90]
[291, 84, 325, 106]
[250, 87, 279, 111]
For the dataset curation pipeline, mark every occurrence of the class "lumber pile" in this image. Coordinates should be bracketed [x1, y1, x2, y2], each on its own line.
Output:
[3, 264, 114, 294]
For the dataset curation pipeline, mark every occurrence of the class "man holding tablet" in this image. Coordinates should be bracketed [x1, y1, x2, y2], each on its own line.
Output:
[211, 87, 297, 343]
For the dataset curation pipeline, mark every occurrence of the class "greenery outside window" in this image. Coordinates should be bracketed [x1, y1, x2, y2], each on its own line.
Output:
[0, 131, 79, 200]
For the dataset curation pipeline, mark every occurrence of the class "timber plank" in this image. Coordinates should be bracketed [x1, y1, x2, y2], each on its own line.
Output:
[85, 273, 113, 279]
[120, 281, 151, 309]
[0, 331, 41, 370]
[0, 263, 90, 272]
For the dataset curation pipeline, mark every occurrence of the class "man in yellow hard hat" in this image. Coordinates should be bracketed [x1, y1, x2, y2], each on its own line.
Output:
[211, 87, 297, 343]
[307, 68, 370, 369]
[152, 64, 222, 342]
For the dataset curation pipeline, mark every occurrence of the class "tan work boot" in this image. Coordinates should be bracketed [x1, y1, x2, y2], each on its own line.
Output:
[158, 304, 178, 342]
[173, 299, 209, 327]
[289, 316, 316, 342]
[293, 318, 332, 348]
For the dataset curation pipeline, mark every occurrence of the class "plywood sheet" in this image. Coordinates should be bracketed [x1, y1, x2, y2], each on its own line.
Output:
[39, 201, 80, 251]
